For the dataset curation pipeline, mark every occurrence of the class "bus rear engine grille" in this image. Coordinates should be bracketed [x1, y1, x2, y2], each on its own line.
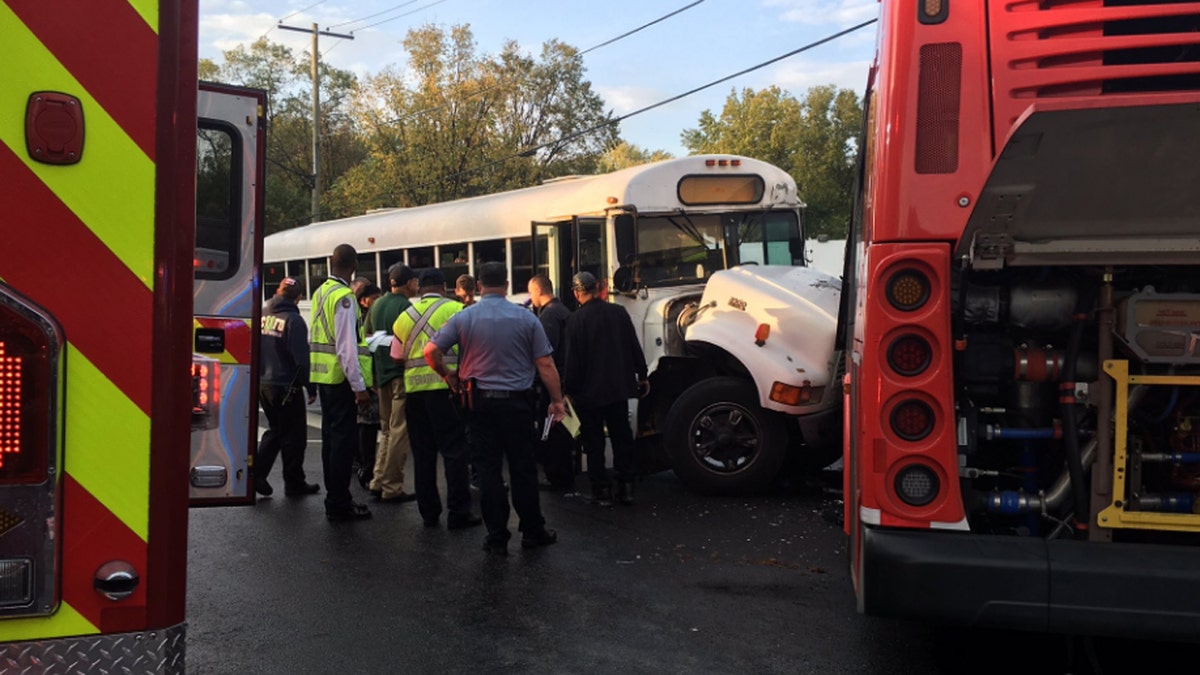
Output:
[995, 1, 1200, 98]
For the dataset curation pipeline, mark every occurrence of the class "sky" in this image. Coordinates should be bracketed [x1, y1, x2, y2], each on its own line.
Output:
[198, 0, 879, 158]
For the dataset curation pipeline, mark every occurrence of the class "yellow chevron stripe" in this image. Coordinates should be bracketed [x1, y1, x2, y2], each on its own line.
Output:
[193, 318, 252, 365]
[0, 4, 154, 290]
[0, 602, 97, 642]
[127, 0, 158, 32]
[65, 346, 150, 541]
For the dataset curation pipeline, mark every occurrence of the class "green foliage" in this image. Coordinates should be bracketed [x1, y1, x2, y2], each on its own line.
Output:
[598, 142, 674, 172]
[201, 30, 862, 243]
[201, 37, 364, 232]
[681, 84, 862, 239]
[324, 25, 618, 217]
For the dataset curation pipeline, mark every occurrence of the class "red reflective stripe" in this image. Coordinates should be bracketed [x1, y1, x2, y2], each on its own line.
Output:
[60, 474, 148, 633]
[7, 0, 158, 160]
[0, 146, 153, 415]
[195, 317, 252, 364]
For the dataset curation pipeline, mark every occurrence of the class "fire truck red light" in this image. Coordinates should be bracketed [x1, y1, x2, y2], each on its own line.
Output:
[705, 160, 716, 167]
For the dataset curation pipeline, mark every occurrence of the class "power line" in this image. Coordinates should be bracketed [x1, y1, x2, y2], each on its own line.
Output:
[409, 18, 878, 192]
[580, 0, 705, 56]
[261, 0, 330, 40]
[370, 0, 712, 130]
[326, 0, 421, 30]
[280, 0, 329, 23]
[357, 0, 451, 31]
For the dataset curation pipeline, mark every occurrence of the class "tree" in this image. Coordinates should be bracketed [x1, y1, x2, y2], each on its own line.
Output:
[324, 24, 618, 217]
[597, 142, 674, 172]
[681, 85, 862, 238]
[199, 38, 364, 232]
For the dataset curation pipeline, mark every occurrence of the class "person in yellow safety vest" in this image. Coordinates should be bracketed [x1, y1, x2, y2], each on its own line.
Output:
[391, 267, 482, 530]
[310, 243, 375, 522]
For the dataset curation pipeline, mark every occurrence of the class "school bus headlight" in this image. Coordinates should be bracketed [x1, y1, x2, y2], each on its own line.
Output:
[887, 334, 932, 377]
[895, 463, 939, 507]
[890, 398, 935, 441]
[885, 269, 930, 312]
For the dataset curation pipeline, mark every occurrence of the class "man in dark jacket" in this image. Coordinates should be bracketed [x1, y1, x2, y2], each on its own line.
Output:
[528, 274, 576, 492]
[257, 277, 320, 497]
[563, 271, 649, 506]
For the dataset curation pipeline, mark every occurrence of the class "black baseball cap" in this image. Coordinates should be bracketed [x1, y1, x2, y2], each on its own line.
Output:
[418, 268, 446, 287]
[389, 264, 416, 285]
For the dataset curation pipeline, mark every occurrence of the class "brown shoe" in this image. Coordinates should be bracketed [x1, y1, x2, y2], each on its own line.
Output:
[377, 492, 417, 503]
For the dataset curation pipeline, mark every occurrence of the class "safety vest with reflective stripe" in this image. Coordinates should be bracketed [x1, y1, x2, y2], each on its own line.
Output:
[393, 295, 461, 393]
[309, 278, 374, 387]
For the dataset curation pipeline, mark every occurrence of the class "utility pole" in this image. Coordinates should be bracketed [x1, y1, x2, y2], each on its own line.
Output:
[277, 23, 353, 223]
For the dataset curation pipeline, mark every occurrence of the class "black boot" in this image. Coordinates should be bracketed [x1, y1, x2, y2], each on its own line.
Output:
[589, 483, 613, 507]
[615, 479, 634, 506]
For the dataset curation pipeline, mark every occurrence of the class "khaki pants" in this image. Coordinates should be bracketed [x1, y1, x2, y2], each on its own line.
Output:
[370, 377, 411, 497]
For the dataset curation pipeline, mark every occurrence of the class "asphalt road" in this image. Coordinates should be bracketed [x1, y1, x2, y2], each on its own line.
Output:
[185, 415, 1190, 674]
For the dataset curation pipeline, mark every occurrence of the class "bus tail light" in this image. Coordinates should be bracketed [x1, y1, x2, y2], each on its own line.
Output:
[891, 398, 935, 441]
[0, 283, 63, 617]
[895, 463, 940, 507]
[887, 333, 933, 377]
[885, 268, 931, 311]
[191, 355, 220, 431]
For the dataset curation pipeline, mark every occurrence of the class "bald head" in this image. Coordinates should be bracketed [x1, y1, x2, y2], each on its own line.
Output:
[331, 243, 357, 278]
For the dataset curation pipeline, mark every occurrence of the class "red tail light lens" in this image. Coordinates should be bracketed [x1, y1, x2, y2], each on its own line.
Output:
[0, 293, 60, 486]
[192, 355, 221, 430]
[0, 283, 62, 618]
[890, 398, 935, 441]
[887, 334, 932, 377]
[886, 269, 930, 311]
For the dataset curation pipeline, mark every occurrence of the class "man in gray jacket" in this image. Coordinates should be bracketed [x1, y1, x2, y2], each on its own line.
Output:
[256, 277, 320, 497]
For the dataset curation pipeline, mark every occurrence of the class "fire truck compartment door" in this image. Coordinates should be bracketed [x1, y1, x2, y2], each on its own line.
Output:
[190, 83, 265, 506]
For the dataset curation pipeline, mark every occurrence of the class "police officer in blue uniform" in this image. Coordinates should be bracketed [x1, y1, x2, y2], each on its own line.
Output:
[424, 262, 565, 556]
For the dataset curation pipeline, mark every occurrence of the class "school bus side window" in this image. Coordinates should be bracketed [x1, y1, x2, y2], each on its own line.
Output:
[195, 123, 241, 280]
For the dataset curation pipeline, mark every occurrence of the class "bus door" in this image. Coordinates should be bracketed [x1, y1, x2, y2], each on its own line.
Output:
[190, 83, 266, 506]
[532, 217, 607, 309]
[533, 220, 574, 308]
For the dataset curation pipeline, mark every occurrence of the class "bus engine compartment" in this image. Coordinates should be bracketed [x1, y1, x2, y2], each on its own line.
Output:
[953, 264, 1200, 543]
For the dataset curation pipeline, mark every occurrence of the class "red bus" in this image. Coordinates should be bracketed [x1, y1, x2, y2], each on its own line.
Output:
[843, 0, 1200, 639]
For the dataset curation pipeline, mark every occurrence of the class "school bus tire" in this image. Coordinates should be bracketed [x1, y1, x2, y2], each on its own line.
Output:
[664, 376, 788, 495]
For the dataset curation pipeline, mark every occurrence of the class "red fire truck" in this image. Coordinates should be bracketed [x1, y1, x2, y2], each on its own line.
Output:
[842, 0, 1200, 639]
[0, 0, 263, 668]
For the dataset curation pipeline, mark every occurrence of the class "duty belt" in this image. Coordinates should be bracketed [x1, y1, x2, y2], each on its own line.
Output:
[477, 389, 531, 399]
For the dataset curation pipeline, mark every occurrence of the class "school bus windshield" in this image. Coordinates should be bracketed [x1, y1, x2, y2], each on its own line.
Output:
[634, 210, 803, 286]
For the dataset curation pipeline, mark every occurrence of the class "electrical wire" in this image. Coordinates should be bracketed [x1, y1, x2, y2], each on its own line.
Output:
[580, 0, 705, 55]
[371, 0, 714, 129]
[409, 18, 878, 191]
[357, 0, 451, 31]
[261, 0, 330, 39]
[327, 0, 422, 30]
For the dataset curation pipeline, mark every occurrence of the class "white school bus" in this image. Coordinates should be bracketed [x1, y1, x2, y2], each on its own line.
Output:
[264, 155, 843, 494]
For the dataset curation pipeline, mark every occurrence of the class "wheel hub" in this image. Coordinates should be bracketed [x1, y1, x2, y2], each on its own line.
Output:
[691, 403, 760, 474]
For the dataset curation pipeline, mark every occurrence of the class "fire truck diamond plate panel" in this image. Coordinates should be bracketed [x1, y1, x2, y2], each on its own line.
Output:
[0, 623, 184, 674]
